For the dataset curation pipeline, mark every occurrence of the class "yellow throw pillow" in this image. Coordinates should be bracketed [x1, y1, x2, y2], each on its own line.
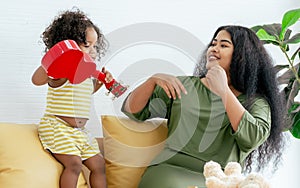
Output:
[101, 115, 168, 188]
[0, 123, 88, 188]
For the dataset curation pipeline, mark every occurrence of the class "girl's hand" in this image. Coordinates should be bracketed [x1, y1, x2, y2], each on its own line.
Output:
[93, 67, 114, 93]
[150, 73, 187, 99]
[102, 67, 113, 83]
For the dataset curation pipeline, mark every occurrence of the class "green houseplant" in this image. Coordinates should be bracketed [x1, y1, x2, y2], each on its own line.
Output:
[251, 8, 300, 139]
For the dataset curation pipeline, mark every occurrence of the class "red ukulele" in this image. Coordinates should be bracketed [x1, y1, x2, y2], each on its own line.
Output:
[41, 40, 127, 98]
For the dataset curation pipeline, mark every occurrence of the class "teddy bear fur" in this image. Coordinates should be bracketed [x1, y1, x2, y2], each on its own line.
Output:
[238, 173, 270, 188]
[203, 160, 270, 188]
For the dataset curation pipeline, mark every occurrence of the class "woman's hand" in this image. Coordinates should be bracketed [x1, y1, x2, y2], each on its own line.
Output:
[150, 73, 187, 99]
[123, 73, 187, 113]
[205, 60, 230, 98]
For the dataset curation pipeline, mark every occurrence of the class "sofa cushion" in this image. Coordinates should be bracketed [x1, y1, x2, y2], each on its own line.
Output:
[0, 123, 88, 188]
[101, 115, 168, 188]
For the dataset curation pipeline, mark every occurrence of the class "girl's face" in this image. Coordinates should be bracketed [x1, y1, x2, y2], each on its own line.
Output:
[79, 27, 98, 60]
[206, 30, 234, 75]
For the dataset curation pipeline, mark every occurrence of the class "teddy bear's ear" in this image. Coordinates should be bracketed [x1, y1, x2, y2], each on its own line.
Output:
[203, 161, 223, 177]
[203, 161, 224, 179]
[224, 162, 242, 176]
[205, 160, 220, 167]
[204, 161, 221, 171]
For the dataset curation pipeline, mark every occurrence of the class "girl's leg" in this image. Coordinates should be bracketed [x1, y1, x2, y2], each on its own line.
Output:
[53, 153, 82, 188]
[83, 154, 106, 188]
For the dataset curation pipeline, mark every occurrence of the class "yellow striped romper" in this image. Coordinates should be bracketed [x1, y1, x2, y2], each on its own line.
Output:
[38, 78, 100, 160]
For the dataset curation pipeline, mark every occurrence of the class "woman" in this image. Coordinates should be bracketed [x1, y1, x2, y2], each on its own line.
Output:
[122, 25, 287, 187]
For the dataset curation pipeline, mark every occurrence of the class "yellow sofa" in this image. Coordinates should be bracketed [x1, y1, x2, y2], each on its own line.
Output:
[0, 115, 167, 188]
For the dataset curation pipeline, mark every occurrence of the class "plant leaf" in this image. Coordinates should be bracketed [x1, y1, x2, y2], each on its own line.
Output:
[277, 63, 300, 82]
[290, 111, 300, 138]
[252, 24, 281, 39]
[280, 8, 300, 40]
[291, 104, 300, 114]
[287, 103, 300, 131]
[277, 68, 296, 85]
[291, 47, 300, 61]
[289, 102, 300, 114]
[284, 33, 300, 45]
[287, 79, 300, 110]
[274, 64, 290, 74]
[256, 28, 279, 44]
[251, 25, 264, 33]
[283, 29, 292, 42]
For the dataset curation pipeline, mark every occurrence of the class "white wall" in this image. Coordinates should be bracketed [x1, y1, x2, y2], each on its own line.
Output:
[0, 0, 299, 187]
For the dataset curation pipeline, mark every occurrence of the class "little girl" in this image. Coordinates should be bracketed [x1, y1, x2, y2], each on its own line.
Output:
[32, 9, 109, 188]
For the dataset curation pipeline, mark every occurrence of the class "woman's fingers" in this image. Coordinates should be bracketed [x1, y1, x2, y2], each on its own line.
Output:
[168, 78, 186, 99]
[205, 64, 228, 97]
[167, 81, 178, 99]
[162, 83, 173, 99]
[154, 74, 187, 99]
[175, 77, 187, 96]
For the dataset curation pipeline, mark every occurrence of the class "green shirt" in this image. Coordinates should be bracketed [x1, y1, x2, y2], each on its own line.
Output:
[123, 76, 271, 169]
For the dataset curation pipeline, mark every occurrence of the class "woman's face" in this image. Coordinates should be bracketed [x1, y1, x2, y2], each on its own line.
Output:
[79, 27, 98, 60]
[206, 30, 234, 75]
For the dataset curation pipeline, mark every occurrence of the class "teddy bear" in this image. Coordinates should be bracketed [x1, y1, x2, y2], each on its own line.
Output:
[203, 160, 270, 188]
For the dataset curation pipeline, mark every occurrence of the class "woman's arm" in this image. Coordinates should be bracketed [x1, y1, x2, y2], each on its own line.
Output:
[123, 73, 187, 113]
[221, 88, 246, 131]
[205, 62, 245, 132]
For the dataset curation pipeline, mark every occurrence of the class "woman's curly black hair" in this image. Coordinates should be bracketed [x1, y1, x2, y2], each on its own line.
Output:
[194, 25, 289, 173]
[42, 8, 107, 61]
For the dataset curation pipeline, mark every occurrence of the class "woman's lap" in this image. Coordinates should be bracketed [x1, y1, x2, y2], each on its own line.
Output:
[138, 163, 206, 188]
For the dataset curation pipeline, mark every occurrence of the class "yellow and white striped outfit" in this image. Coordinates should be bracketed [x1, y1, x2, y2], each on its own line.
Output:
[38, 78, 100, 160]
[45, 77, 93, 118]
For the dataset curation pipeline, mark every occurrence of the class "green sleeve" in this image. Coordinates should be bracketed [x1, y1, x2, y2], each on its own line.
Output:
[121, 85, 172, 121]
[231, 98, 271, 153]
